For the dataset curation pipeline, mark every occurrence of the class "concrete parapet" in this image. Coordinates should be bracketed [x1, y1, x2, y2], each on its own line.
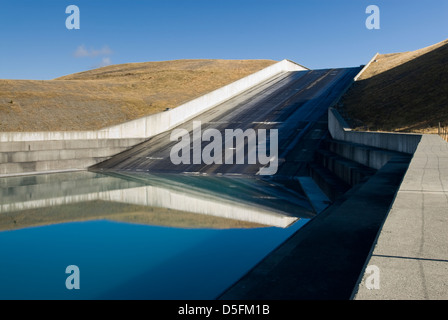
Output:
[328, 108, 422, 154]
[0, 147, 129, 164]
[0, 138, 144, 153]
[0, 158, 109, 176]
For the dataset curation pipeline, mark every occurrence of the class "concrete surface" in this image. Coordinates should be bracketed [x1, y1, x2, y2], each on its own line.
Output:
[218, 153, 411, 300]
[323, 138, 407, 170]
[329, 106, 448, 300]
[353, 134, 448, 300]
[0, 60, 306, 176]
[219, 103, 447, 300]
[93, 67, 361, 175]
[0, 138, 146, 176]
[329, 108, 422, 154]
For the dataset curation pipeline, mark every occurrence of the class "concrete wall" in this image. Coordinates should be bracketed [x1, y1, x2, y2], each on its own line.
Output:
[0, 59, 307, 177]
[324, 139, 409, 170]
[0, 59, 307, 143]
[314, 149, 376, 187]
[0, 138, 146, 176]
[328, 108, 422, 155]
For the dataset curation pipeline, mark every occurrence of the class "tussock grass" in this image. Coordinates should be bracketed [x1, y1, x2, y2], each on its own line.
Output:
[339, 39, 448, 133]
[0, 59, 276, 132]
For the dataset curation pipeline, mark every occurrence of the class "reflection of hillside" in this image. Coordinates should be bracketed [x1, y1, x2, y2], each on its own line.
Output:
[0, 200, 268, 231]
[0, 171, 312, 231]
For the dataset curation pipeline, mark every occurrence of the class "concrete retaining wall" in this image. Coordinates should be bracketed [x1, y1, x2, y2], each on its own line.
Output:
[324, 139, 409, 170]
[0, 59, 307, 177]
[314, 149, 376, 187]
[0, 138, 146, 176]
[328, 108, 422, 155]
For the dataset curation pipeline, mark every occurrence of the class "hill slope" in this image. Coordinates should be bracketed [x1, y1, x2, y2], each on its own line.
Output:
[0, 59, 276, 132]
[339, 39, 448, 133]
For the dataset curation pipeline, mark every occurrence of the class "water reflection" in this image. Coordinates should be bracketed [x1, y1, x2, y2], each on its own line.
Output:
[0, 171, 314, 299]
[0, 171, 314, 231]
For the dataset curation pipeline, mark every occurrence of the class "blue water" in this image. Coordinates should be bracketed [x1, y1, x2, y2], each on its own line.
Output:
[0, 171, 312, 300]
[0, 219, 307, 300]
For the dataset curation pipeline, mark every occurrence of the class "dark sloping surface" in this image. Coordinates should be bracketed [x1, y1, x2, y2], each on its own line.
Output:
[92, 67, 361, 175]
[218, 155, 411, 300]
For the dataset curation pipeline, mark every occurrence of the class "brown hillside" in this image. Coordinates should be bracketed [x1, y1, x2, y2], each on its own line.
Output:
[339, 39, 448, 133]
[0, 200, 268, 231]
[0, 59, 276, 132]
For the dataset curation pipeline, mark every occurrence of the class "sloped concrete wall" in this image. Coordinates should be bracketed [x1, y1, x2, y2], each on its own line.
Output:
[0, 59, 307, 176]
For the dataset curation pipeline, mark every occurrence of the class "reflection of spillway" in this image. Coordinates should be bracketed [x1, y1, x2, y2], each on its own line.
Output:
[0, 171, 314, 231]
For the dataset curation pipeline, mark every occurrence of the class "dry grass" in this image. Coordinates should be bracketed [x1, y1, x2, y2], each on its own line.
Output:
[339, 39, 448, 133]
[0, 59, 276, 132]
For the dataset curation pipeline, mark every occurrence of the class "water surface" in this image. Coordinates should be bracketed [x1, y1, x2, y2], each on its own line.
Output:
[0, 171, 312, 299]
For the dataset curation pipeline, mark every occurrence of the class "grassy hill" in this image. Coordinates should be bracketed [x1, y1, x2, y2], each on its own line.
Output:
[339, 39, 448, 133]
[0, 59, 276, 132]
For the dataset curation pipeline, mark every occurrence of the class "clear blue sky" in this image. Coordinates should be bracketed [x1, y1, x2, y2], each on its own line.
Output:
[1, 0, 447, 80]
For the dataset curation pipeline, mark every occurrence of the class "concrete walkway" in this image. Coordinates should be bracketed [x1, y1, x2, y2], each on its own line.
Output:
[219, 134, 447, 300]
[354, 134, 448, 300]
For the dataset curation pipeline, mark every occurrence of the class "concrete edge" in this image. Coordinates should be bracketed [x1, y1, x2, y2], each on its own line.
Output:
[351, 134, 448, 300]
[348, 156, 408, 300]
[0, 168, 86, 178]
[354, 52, 380, 81]
[284, 59, 310, 71]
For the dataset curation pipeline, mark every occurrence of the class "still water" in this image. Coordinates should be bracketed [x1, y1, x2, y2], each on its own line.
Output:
[0, 171, 313, 300]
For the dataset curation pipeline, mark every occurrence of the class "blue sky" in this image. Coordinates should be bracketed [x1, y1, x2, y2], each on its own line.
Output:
[0, 0, 447, 80]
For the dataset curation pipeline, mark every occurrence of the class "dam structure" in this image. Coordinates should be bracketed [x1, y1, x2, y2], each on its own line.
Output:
[0, 57, 446, 300]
